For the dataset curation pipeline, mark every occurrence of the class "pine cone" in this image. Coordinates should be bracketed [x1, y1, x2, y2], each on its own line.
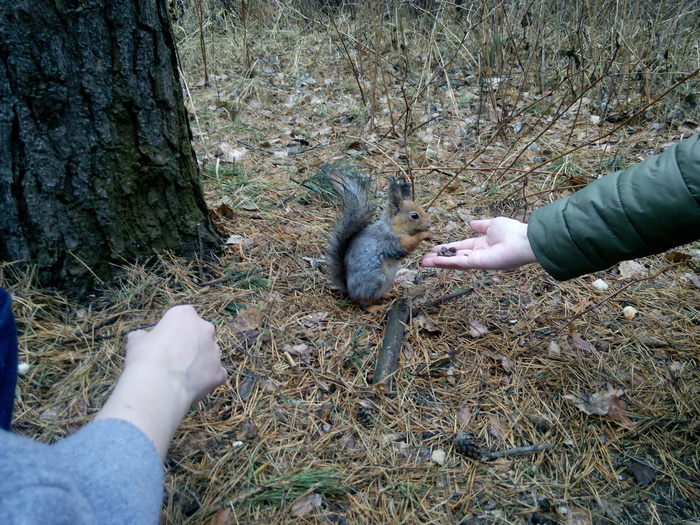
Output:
[453, 431, 488, 461]
[356, 404, 375, 428]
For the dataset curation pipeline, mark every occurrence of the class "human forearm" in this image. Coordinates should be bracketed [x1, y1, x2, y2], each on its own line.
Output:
[529, 135, 700, 280]
[94, 365, 190, 461]
[95, 305, 227, 461]
[52, 418, 164, 525]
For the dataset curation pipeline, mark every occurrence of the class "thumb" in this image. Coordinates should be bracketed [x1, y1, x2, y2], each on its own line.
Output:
[124, 329, 149, 363]
[127, 329, 148, 344]
[469, 219, 492, 235]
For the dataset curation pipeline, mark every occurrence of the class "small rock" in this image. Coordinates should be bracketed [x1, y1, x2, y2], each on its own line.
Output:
[548, 341, 561, 357]
[623, 306, 638, 320]
[627, 460, 656, 486]
[533, 417, 551, 433]
[431, 448, 447, 466]
[591, 278, 609, 291]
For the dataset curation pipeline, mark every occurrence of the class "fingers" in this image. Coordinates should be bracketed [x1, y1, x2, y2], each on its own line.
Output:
[422, 252, 472, 270]
[428, 219, 493, 254]
[469, 218, 493, 234]
[429, 238, 478, 254]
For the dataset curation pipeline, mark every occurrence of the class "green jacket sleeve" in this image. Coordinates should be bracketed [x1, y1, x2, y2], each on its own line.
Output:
[528, 134, 700, 280]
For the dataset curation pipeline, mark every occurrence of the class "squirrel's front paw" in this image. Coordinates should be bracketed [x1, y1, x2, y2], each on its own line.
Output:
[362, 302, 391, 315]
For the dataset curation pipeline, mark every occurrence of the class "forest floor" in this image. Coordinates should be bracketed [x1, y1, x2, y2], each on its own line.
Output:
[9, 9, 700, 525]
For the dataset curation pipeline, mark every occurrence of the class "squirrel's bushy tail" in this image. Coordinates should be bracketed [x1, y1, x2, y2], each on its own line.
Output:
[322, 168, 374, 294]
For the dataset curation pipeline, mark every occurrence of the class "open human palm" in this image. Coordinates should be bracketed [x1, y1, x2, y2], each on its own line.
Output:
[421, 217, 538, 271]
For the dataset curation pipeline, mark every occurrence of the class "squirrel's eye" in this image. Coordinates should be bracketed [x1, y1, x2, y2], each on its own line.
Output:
[410, 212, 420, 220]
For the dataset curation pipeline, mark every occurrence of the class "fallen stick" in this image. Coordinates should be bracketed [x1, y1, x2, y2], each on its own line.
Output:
[413, 287, 473, 315]
[373, 299, 410, 390]
[486, 443, 553, 460]
[373, 289, 474, 390]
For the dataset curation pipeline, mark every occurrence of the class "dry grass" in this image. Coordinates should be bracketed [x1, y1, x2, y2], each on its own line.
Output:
[5, 1, 700, 524]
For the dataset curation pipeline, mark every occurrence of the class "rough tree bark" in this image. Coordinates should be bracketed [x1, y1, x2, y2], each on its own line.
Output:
[0, 0, 219, 297]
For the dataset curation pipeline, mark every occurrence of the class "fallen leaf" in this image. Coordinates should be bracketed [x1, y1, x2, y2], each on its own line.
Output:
[669, 361, 683, 374]
[417, 128, 434, 143]
[607, 395, 635, 429]
[569, 331, 595, 352]
[394, 268, 419, 284]
[227, 328, 259, 350]
[500, 355, 515, 373]
[564, 508, 593, 525]
[289, 493, 323, 518]
[468, 320, 489, 338]
[565, 385, 621, 416]
[565, 384, 634, 428]
[300, 312, 328, 327]
[282, 343, 311, 364]
[229, 307, 263, 331]
[576, 297, 594, 310]
[237, 373, 258, 401]
[237, 419, 259, 440]
[283, 343, 309, 356]
[627, 460, 656, 486]
[219, 142, 248, 162]
[548, 340, 562, 357]
[487, 414, 509, 440]
[681, 271, 700, 288]
[208, 507, 231, 525]
[338, 431, 356, 450]
[228, 308, 264, 350]
[225, 234, 244, 245]
[414, 313, 441, 334]
[457, 406, 472, 425]
[664, 250, 693, 263]
[302, 256, 324, 269]
[618, 260, 647, 278]
[259, 378, 278, 393]
[210, 199, 235, 218]
[637, 334, 667, 348]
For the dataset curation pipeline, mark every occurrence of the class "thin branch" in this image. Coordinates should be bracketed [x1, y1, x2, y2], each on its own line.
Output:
[487, 443, 554, 460]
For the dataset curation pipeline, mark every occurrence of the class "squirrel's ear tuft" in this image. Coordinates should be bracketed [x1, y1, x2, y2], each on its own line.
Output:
[387, 178, 400, 210]
[387, 176, 411, 210]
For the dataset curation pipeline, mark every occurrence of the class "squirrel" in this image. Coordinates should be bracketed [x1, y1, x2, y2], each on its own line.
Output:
[323, 168, 431, 307]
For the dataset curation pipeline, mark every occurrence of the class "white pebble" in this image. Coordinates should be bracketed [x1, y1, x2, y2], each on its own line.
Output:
[548, 341, 561, 357]
[431, 449, 447, 466]
[623, 306, 638, 320]
[591, 278, 609, 291]
[17, 362, 30, 375]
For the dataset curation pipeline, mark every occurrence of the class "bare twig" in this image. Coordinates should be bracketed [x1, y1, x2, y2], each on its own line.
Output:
[414, 288, 474, 314]
[487, 443, 554, 460]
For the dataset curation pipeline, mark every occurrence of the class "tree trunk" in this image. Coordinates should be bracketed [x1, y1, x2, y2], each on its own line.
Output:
[0, 0, 219, 298]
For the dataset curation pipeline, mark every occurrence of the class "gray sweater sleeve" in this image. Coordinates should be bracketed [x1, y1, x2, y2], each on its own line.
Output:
[528, 134, 700, 280]
[0, 418, 163, 525]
